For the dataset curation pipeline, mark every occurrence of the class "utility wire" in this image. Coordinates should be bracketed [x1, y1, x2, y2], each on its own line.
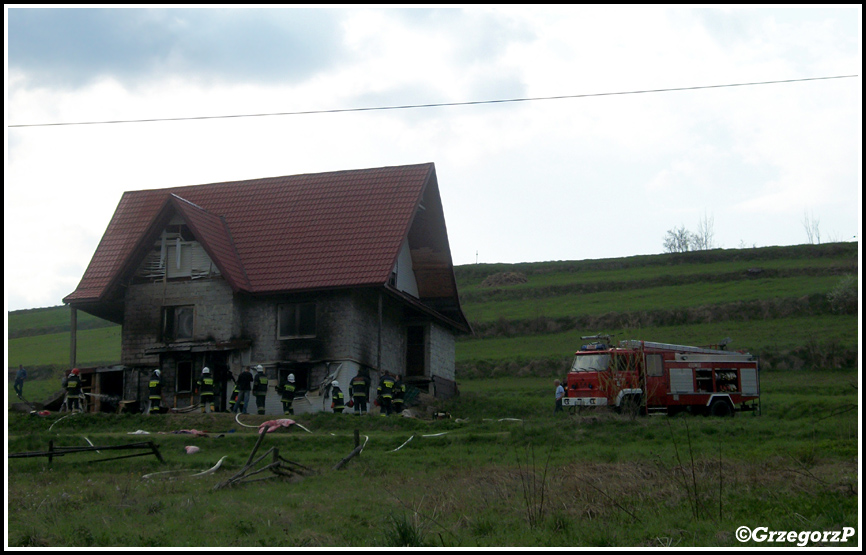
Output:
[7, 74, 858, 128]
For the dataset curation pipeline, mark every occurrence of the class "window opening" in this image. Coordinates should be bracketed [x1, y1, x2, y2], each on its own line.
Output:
[176, 360, 193, 393]
[162, 306, 194, 342]
[278, 303, 316, 339]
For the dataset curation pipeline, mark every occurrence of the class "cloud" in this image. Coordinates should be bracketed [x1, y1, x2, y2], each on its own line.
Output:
[7, 8, 348, 89]
[5, 7, 861, 311]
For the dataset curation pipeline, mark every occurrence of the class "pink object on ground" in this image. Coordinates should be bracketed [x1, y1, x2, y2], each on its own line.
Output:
[257, 418, 296, 434]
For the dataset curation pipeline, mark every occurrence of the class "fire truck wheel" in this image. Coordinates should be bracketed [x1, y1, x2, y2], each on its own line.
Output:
[709, 399, 734, 417]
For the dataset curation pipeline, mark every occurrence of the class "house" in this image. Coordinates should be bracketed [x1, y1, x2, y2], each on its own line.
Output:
[63, 163, 470, 414]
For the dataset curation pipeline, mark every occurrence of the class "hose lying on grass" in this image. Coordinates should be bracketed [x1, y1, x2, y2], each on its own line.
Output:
[142, 455, 228, 480]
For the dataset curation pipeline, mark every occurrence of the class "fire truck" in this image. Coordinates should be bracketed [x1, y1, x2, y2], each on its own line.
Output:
[563, 336, 760, 416]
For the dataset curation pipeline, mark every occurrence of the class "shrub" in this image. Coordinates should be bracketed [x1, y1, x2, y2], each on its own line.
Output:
[827, 274, 857, 314]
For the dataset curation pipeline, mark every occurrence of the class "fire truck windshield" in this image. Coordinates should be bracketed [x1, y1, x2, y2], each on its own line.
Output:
[570, 354, 611, 373]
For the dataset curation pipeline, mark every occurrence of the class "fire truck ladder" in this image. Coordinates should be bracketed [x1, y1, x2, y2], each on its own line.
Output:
[619, 340, 744, 355]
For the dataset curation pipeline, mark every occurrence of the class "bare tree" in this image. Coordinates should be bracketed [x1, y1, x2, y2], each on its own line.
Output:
[802, 210, 821, 244]
[663, 225, 692, 253]
[691, 212, 715, 251]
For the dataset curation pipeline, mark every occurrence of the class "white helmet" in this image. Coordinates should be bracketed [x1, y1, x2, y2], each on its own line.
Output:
[331, 380, 339, 388]
[255, 364, 264, 373]
[202, 367, 210, 374]
[154, 369, 161, 377]
[288, 374, 295, 383]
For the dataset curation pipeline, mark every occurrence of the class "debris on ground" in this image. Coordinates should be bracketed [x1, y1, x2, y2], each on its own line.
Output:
[257, 418, 295, 434]
[214, 431, 314, 490]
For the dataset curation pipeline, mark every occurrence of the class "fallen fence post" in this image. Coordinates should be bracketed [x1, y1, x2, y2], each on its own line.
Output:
[149, 441, 165, 463]
[333, 431, 368, 471]
[9, 441, 165, 465]
[214, 432, 314, 490]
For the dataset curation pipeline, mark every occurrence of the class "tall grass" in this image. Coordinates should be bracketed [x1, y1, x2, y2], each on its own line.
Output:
[8, 369, 858, 547]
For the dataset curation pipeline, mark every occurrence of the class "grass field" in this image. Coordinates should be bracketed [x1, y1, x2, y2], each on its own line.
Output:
[456, 315, 859, 365]
[7, 326, 122, 369]
[7, 370, 858, 547]
[6, 242, 859, 546]
[461, 275, 847, 323]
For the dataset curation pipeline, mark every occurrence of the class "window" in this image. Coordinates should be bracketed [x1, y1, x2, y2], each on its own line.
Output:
[646, 354, 664, 377]
[162, 305, 194, 342]
[278, 303, 316, 339]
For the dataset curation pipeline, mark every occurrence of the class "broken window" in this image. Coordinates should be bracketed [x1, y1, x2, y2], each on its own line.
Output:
[135, 221, 220, 282]
[162, 305, 194, 342]
[278, 303, 316, 339]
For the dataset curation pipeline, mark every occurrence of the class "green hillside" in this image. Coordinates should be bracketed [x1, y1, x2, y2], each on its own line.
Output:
[454, 242, 858, 376]
[7, 242, 858, 380]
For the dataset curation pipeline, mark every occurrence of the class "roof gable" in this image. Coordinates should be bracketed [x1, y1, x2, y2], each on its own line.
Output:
[64, 163, 468, 331]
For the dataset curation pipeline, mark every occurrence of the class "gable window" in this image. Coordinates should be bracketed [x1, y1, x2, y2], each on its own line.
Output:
[162, 305, 195, 342]
[278, 303, 316, 339]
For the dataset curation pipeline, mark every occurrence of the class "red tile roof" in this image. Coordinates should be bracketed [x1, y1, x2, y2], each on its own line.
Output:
[64, 163, 446, 304]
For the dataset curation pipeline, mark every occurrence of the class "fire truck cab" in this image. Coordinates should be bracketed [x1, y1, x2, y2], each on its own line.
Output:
[563, 337, 760, 416]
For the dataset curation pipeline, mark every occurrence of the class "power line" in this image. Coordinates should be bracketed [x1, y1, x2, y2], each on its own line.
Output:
[7, 74, 858, 128]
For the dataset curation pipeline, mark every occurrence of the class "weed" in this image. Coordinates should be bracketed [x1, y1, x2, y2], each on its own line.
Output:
[515, 441, 552, 529]
[382, 511, 428, 547]
[146, 499, 165, 515]
[469, 515, 497, 537]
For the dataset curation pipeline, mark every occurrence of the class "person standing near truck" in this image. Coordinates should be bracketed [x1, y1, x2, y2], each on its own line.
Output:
[554, 379, 565, 414]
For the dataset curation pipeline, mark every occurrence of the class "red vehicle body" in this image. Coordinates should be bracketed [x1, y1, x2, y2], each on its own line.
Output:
[564, 337, 760, 416]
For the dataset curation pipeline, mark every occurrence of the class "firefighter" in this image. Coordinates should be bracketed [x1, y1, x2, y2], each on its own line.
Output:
[350, 368, 371, 415]
[377, 371, 395, 416]
[278, 373, 296, 415]
[65, 368, 83, 413]
[228, 382, 240, 413]
[197, 367, 215, 413]
[146, 369, 164, 415]
[391, 374, 406, 415]
[331, 380, 345, 413]
[253, 365, 269, 415]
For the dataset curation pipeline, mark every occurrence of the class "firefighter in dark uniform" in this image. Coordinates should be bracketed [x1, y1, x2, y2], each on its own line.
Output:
[278, 373, 296, 415]
[391, 374, 406, 415]
[253, 365, 269, 415]
[331, 380, 345, 413]
[197, 367, 215, 413]
[228, 382, 240, 413]
[377, 372, 395, 416]
[350, 369, 371, 415]
[147, 369, 164, 415]
[65, 368, 83, 413]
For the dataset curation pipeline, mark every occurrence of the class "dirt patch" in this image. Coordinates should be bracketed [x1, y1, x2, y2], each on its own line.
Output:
[480, 272, 528, 288]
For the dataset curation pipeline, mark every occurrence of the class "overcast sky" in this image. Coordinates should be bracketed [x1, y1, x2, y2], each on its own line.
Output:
[4, 6, 862, 313]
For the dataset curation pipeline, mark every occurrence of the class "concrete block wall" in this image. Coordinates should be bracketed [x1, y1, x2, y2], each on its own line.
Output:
[121, 278, 235, 366]
[428, 322, 456, 382]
